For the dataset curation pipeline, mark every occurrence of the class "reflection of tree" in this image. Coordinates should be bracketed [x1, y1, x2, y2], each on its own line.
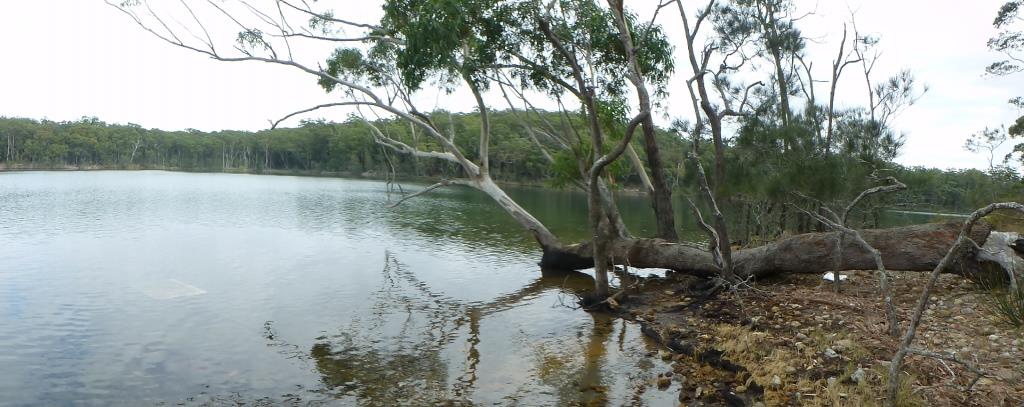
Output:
[524, 314, 616, 407]
[579, 315, 613, 406]
[262, 251, 608, 406]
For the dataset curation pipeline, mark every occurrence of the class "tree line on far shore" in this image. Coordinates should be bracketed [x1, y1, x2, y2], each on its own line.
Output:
[1, 113, 1019, 216]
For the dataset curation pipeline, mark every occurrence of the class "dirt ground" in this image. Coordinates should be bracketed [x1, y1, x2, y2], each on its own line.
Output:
[613, 269, 1024, 406]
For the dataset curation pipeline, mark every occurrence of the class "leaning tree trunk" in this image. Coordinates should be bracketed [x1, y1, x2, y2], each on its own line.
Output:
[541, 222, 999, 278]
[472, 176, 562, 251]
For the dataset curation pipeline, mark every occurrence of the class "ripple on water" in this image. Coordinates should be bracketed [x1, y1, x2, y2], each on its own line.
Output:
[1, 171, 682, 405]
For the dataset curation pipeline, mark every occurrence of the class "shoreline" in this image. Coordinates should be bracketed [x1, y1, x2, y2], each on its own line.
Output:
[0, 164, 654, 194]
[608, 269, 1024, 405]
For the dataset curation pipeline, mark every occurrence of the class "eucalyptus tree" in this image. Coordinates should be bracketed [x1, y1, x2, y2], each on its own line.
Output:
[507, 0, 675, 297]
[987, 0, 1024, 76]
[107, 0, 673, 297]
[109, 0, 570, 253]
[0, 118, 36, 163]
[965, 126, 1009, 171]
[605, 0, 679, 242]
[673, 0, 761, 191]
[673, 0, 772, 279]
[105, 0, 1021, 297]
[984, 2, 1024, 169]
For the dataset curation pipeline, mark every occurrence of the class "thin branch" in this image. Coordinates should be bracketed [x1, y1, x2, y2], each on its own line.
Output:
[687, 197, 723, 270]
[278, 32, 399, 44]
[277, 0, 381, 30]
[589, 112, 649, 178]
[388, 179, 457, 208]
[905, 348, 986, 392]
[887, 202, 1024, 407]
[178, 0, 215, 52]
[271, 102, 372, 129]
[494, 77, 555, 164]
[790, 202, 899, 335]
[687, 149, 734, 281]
[843, 176, 907, 223]
[359, 117, 460, 164]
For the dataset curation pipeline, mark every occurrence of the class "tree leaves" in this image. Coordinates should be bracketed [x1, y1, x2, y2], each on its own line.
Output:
[988, 1, 1024, 75]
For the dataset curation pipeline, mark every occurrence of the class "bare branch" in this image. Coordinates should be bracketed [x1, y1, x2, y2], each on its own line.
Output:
[905, 348, 986, 392]
[687, 150, 734, 282]
[359, 117, 460, 164]
[494, 77, 555, 164]
[277, 0, 381, 30]
[178, 0, 215, 51]
[277, 32, 397, 44]
[843, 176, 907, 223]
[589, 112, 649, 178]
[887, 202, 1024, 407]
[789, 202, 899, 335]
[271, 102, 372, 129]
[687, 198, 724, 270]
[387, 179, 462, 208]
[689, 0, 718, 42]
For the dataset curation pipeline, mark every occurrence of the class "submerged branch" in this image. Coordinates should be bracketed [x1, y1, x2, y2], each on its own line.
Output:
[387, 180, 455, 208]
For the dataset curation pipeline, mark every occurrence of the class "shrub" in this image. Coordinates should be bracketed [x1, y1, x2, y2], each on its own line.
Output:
[984, 283, 1024, 328]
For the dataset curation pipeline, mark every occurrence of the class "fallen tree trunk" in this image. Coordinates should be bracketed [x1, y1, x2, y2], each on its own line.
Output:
[541, 222, 997, 277]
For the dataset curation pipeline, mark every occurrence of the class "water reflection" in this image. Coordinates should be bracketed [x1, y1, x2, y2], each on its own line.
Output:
[369, 182, 954, 255]
[12, 171, 948, 405]
[261, 252, 669, 406]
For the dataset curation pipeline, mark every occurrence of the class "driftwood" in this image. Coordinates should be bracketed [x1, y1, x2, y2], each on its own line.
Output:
[541, 221, 995, 277]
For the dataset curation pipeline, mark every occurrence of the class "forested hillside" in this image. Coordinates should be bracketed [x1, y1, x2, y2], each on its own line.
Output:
[0, 112, 683, 183]
[1, 113, 1019, 215]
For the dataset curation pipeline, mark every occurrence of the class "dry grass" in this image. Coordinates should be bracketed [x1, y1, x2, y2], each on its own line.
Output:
[710, 324, 924, 406]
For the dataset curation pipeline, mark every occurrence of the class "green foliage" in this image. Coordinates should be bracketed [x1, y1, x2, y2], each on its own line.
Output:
[721, 98, 903, 204]
[989, 285, 1024, 328]
[977, 277, 1024, 328]
[729, 0, 805, 54]
[988, 1, 1024, 75]
[1005, 98, 1024, 166]
[0, 111, 662, 185]
[996, 0, 1023, 27]
[1011, 113, 1023, 138]
[380, 0, 510, 89]
[236, 29, 270, 53]
[549, 149, 583, 188]
[895, 166, 1023, 212]
[498, 0, 673, 98]
[320, 48, 367, 90]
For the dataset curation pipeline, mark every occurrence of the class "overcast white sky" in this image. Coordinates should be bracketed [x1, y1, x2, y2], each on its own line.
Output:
[0, 1, 1020, 170]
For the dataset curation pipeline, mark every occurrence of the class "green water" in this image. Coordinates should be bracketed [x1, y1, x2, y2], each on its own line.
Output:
[0, 171, 677, 406]
[461, 182, 949, 246]
[0, 170, 949, 406]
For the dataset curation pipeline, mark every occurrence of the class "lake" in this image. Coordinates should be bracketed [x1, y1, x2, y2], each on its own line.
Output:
[0, 170, 952, 406]
[0, 170, 683, 406]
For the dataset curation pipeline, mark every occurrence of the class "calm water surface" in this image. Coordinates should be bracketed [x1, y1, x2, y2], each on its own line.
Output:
[0, 171, 682, 406]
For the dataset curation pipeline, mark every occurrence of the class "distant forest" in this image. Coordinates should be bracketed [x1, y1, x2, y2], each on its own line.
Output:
[0, 112, 1020, 214]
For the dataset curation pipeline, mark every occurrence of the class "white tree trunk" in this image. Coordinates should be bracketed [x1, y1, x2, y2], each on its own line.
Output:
[472, 176, 562, 251]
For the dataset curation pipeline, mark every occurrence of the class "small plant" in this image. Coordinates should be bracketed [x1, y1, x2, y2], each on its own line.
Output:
[973, 265, 1024, 328]
[881, 369, 925, 407]
[965, 260, 1012, 288]
[983, 282, 1024, 328]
